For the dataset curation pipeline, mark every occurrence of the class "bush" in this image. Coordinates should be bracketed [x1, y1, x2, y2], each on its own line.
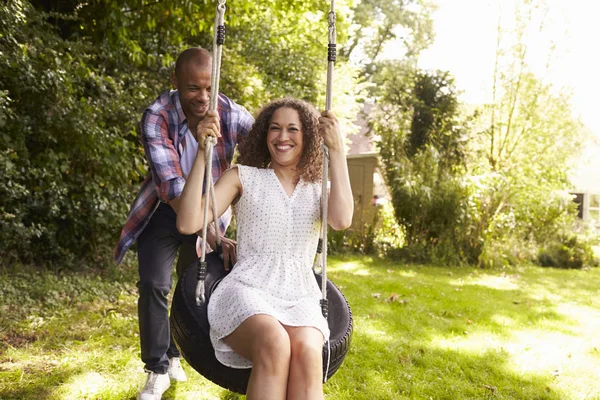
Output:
[326, 201, 404, 257]
[327, 229, 348, 255]
[0, 0, 342, 269]
[373, 202, 404, 256]
[478, 236, 537, 269]
[537, 233, 599, 269]
[0, 3, 149, 268]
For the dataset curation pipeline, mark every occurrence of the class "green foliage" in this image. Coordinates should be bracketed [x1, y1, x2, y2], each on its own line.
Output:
[226, 1, 335, 105]
[341, 0, 435, 64]
[1, 0, 438, 268]
[327, 229, 348, 255]
[0, 1, 148, 267]
[371, 63, 475, 264]
[471, 73, 589, 267]
[371, 201, 404, 255]
[467, 0, 591, 267]
[326, 202, 403, 257]
[0, 0, 359, 268]
[538, 233, 599, 269]
[326, 225, 379, 256]
[369, 5, 589, 267]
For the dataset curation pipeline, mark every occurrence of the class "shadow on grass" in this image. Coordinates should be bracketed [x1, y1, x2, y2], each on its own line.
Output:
[0, 364, 81, 400]
[332, 256, 591, 335]
[326, 256, 600, 399]
[333, 332, 564, 400]
[2, 256, 599, 399]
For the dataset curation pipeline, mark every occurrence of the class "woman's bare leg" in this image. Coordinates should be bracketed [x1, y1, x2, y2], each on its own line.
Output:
[284, 326, 324, 400]
[224, 315, 290, 400]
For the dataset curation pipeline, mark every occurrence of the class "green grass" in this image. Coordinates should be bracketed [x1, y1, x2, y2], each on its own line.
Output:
[1, 255, 600, 399]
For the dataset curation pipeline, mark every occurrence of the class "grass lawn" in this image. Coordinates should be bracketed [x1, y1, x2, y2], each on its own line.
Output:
[1, 255, 600, 399]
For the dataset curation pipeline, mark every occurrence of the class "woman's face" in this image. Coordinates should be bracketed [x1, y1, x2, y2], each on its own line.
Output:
[266, 107, 304, 169]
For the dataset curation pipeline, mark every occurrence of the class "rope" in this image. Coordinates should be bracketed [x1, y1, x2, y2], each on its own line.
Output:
[324, 339, 331, 383]
[320, 0, 336, 317]
[320, 147, 329, 312]
[195, 138, 217, 305]
[321, 0, 336, 384]
[210, 0, 226, 113]
[195, 0, 227, 306]
[209, 0, 227, 244]
[325, 0, 336, 111]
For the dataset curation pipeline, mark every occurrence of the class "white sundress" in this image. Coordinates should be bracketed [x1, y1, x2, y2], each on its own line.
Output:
[207, 165, 330, 368]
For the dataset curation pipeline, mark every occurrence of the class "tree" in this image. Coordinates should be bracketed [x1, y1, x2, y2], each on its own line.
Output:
[470, 0, 589, 267]
[0, 0, 353, 267]
[1, 1, 150, 266]
[368, 0, 592, 267]
[435, 0, 596, 269]
[340, 0, 435, 66]
[371, 62, 474, 263]
[0, 0, 440, 267]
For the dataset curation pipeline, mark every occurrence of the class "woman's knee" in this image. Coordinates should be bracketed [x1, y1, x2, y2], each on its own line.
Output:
[289, 330, 323, 367]
[252, 324, 291, 370]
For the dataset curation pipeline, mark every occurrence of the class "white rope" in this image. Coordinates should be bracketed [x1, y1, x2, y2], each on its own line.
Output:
[320, 0, 336, 306]
[320, 147, 330, 383]
[209, 0, 226, 244]
[324, 339, 331, 383]
[325, 0, 336, 111]
[195, 0, 227, 305]
[321, 0, 336, 384]
[201, 143, 215, 260]
[196, 137, 217, 305]
[320, 147, 329, 301]
[210, 0, 226, 113]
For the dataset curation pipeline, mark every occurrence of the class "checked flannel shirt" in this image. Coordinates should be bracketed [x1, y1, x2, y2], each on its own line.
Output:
[114, 90, 254, 264]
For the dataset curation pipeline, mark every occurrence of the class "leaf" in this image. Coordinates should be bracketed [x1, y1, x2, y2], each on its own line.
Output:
[385, 293, 400, 302]
[483, 384, 497, 395]
[385, 293, 409, 304]
[397, 354, 411, 365]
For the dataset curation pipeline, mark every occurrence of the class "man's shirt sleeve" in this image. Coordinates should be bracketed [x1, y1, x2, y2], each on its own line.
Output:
[234, 103, 255, 142]
[139, 110, 185, 203]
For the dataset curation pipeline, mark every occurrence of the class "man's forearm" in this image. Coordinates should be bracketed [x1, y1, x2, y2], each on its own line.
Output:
[203, 224, 219, 250]
[168, 195, 183, 214]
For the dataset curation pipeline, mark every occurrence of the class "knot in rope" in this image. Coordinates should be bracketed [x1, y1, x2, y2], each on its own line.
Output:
[216, 1, 226, 46]
[328, 12, 336, 40]
[327, 0, 336, 44]
[205, 136, 217, 147]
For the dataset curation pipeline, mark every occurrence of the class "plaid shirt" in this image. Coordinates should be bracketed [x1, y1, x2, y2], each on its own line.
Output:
[114, 90, 254, 264]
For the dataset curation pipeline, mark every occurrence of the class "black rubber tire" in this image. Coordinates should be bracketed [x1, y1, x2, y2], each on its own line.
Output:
[170, 252, 353, 394]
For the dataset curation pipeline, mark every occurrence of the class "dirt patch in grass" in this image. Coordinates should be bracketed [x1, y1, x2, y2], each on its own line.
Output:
[0, 330, 39, 351]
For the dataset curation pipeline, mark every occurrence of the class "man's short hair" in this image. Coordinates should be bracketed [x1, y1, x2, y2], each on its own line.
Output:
[174, 47, 212, 78]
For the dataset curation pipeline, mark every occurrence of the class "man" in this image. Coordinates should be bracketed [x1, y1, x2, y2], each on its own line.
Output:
[114, 47, 254, 400]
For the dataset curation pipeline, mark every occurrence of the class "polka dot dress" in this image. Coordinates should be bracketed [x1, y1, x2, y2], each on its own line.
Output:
[207, 165, 330, 369]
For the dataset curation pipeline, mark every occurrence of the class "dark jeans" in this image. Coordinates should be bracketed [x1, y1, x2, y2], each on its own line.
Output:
[136, 202, 198, 374]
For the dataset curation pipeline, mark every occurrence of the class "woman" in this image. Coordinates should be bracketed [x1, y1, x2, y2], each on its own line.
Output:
[177, 98, 353, 399]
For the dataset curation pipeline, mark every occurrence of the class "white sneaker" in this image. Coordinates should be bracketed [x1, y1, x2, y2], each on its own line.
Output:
[168, 357, 188, 382]
[138, 370, 170, 400]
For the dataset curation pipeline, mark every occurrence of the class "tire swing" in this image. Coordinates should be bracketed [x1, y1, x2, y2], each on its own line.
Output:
[170, 0, 352, 394]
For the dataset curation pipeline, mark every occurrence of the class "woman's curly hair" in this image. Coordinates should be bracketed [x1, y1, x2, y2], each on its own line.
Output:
[237, 98, 323, 183]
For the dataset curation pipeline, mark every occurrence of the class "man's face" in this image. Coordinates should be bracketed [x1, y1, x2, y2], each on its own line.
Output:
[173, 62, 212, 125]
